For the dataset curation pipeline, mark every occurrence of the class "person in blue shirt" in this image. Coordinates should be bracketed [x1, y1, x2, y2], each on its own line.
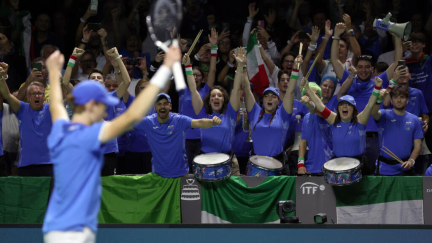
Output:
[0, 64, 52, 176]
[331, 22, 402, 175]
[132, 93, 222, 178]
[371, 84, 423, 176]
[298, 83, 333, 175]
[240, 54, 302, 174]
[301, 76, 384, 175]
[42, 46, 179, 242]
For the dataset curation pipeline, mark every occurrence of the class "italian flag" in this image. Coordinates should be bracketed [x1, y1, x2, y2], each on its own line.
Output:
[201, 177, 295, 223]
[334, 177, 423, 224]
[247, 31, 270, 96]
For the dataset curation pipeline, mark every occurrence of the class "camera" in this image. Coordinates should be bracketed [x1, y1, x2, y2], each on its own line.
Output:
[126, 58, 141, 66]
[276, 201, 300, 223]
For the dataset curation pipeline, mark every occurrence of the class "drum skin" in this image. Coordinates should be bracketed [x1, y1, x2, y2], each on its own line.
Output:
[246, 155, 283, 177]
[322, 157, 362, 186]
[193, 153, 231, 181]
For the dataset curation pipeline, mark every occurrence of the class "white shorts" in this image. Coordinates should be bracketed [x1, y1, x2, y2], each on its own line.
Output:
[44, 227, 96, 243]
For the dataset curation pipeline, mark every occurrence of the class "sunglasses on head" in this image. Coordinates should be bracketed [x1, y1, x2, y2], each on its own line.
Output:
[357, 55, 372, 60]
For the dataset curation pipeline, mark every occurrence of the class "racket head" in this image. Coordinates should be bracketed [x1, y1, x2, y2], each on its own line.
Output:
[146, 0, 182, 46]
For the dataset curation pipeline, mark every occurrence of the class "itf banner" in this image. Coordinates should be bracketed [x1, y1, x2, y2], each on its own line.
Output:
[98, 173, 181, 223]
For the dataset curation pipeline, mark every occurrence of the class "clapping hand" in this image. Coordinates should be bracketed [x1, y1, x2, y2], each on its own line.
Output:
[211, 116, 222, 125]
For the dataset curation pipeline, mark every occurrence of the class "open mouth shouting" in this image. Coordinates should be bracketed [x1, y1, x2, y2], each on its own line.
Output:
[211, 99, 221, 109]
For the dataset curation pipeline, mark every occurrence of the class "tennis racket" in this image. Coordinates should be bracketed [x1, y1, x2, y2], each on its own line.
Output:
[146, 0, 186, 91]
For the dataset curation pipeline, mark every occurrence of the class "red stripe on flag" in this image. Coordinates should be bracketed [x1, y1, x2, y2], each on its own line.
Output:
[250, 64, 270, 96]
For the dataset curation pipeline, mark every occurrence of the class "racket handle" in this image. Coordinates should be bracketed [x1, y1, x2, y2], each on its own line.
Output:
[172, 40, 187, 91]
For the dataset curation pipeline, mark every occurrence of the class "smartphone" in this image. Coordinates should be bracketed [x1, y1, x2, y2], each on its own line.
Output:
[222, 22, 230, 32]
[87, 23, 101, 31]
[398, 60, 406, 69]
[90, 0, 98, 11]
[34, 62, 42, 72]
[258, 20, 265, 29]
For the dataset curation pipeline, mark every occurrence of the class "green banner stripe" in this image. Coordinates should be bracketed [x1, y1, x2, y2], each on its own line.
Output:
[334, 176, 423, 207]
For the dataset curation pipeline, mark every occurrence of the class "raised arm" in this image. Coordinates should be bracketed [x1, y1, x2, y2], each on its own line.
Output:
[106, 48, 131, 99]
[301, 26, 320, 75]
[383, 66, 406, 107]
[231, 48, 247, 111]
[330, 23, 347, 80]
[385, 31, 403, 80]
[243, 3, 259, 47]
[17, 68, 41, 101]
[371, 89, 388, 121]
[0, 63, 20, 113]
[284, 55, 303, 114]
[357, 77, 382, 125]
[62, 48, 84, 94]
[191, 116, 222, 129]
[242, 71, 255, 112]
[343, 14, 361, 66]
[75, 5, 97, 46]
[207, 28, 218, 88]
[259, 45, 275, 75]
[289, 0, 303, 29]
[315, 20, 333, 73]
[280, 31, 300, 60]
[301, 78, 337, 124]
[100, 45, 180, 143]
[182, 54, 203, 115]
[337, 66, 357, 100]
[217, 49, 235, 84]
[46, 51, 69, 122]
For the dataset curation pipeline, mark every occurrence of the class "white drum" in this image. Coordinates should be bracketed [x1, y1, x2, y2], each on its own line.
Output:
[193, 153, 231, 181]
[246, 155, 283, 177]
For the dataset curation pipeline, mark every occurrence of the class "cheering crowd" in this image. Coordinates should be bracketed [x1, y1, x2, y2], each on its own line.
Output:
[1, 0, 432, 180]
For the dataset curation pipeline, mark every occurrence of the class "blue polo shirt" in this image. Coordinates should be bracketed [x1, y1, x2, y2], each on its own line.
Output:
[15, 101, 52, 167]
[248, 102, 292, 157]
[385, 88, 429, 117]
[43, 119, 106, 233]
[408, 55, 432, 111]
[377, 109, 423, 175]
[133, 113, 192, 178]
[341, 69, 389, 132]
[332, 122, 366, 157]
[301, 113, 333, 173]
[178, 84, 210, 139]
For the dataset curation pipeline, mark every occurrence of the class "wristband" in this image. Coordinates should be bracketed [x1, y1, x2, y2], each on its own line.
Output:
[227, 62, 234, 68]
[115, 55, 123, 60]
[298, 157, 305, 168]
[409, 159, 415, 166]
[388, 79, 397, 90]
[372, 85, 381, 97]
[376, 98, 383, 105]
[194, 54, 202, 61]
[150, 65, 172, 89]
[67, 55, 77, 68]
[332, 36, 340, 40]
[319, 107, 331, 119]
[185, 64, 193, 75]
[211, 46, 218, 57]
[80, 17, 87, 23]
[81, 38, 88, 44]
[310, 102, 316, 109]
[291, 68, 299, 80]
[287, 40, 293, 45]
[308, 45, 317, 51]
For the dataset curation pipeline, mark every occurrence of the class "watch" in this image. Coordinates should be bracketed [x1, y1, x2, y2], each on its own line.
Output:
[409, 159, 415, 166]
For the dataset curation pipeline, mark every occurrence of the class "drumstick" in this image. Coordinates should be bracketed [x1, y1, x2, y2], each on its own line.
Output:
[187, 29, 203, 56]
[305, 53, 320, 79]
[299, 42, 303, 56]
[382, 146, 404, 163]
[380, 148, 403, 164]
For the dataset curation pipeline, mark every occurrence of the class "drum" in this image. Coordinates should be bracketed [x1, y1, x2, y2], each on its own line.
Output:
[246, 155, 283, 177]
[193, 153, 231, 181]
[322, 157, 362, 186]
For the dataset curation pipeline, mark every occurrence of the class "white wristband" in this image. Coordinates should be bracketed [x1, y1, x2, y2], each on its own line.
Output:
[150, 65, 172, 89]
[287, 40, 293, 45]
[80, 17, 87, 23]
[227, 62, 234, 68]
[310, 102, 316, 109]
[308, 45, 317, 51]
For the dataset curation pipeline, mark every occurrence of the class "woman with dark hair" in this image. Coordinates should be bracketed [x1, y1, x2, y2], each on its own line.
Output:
[300, 76, 384, 175]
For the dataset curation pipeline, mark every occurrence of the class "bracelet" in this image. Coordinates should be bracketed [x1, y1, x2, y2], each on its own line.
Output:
[67, 55, 77, 68]
[349, 74, 357, 78]
[332, 36, 341, 40]
[227, 62, 234, 68]
[194, 54, 202, 61]
[115, 55, 123, 60]
[308, 45, 317, 51]
[409, 158, 415, 165]
[185, 64, 193, 75]
[80, 17, 87, 23]
[211, 45, 218, 57]
[81, 38, 88, 44]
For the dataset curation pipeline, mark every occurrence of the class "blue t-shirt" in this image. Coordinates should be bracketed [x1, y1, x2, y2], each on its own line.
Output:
[15, 102, 52, 167]
[377, 109, 423, 175]
[198, 102, 238, 153]
[178, 84, 210, 139]
[301, 113, 333, 173]
[43, 119, 106, 233]
[232, 119, 253, 158]
[332, 122, 366, 157]
[342, 69, 389, 132]
[248, 102, 292, 157]
[106, 90, 131, 153]
[324, 95, 339, 113]
[133, 113, 193, 178]
[407, 56, 432, 112]
[124, 95, 155, 153]
[385, 88, 429, 117]
[281, 99, 308, 148]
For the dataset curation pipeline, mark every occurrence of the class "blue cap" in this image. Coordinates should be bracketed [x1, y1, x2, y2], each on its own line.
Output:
[338, 95, 356, 106]
[72, 80, 119, 106]
[262, 87, 280, 99]
[156, 93, 171, 103]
